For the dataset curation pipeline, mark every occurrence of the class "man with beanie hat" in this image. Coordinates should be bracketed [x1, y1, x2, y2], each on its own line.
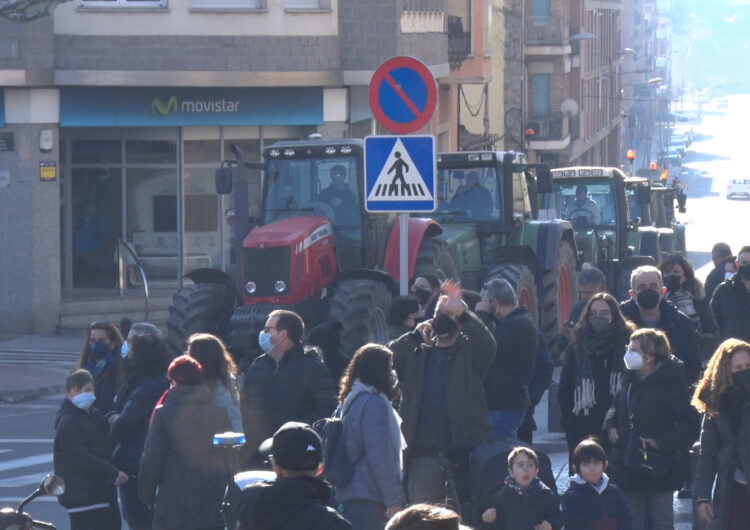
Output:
[238, 422, 351, 530]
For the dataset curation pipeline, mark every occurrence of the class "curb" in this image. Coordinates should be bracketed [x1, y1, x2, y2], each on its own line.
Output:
[0, 384, 66, 404]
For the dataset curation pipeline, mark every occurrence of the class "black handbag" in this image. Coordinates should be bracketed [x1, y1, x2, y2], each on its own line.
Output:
[623, 383, 673, 480]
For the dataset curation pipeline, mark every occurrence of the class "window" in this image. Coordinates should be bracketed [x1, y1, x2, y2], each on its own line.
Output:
[285, 0, 329, 9]
[532, 0, 550, 19]
[531, 74, 550, 114]
[80, 0, 166, 8]
[191, 0, 263, 9]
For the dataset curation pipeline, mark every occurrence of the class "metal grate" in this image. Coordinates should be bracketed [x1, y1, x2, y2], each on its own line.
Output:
[243, 247, 291, 297]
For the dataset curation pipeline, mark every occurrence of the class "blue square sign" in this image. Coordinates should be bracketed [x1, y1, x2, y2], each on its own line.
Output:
[364, 135, 436, 213]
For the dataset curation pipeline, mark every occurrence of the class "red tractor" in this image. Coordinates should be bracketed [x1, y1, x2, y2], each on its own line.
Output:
[166, 136, 456, 361]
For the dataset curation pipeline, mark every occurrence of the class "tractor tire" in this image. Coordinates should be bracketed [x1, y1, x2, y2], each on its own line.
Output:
[330, 279, 391, 357]
[166, 283, 235, 358]
[414, 237, 459, 282]
[485, 263, 539, 320]
[540, 238, 577, 359]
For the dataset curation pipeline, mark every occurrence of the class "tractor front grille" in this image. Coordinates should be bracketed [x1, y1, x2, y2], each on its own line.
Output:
[243, 246, 291, 297]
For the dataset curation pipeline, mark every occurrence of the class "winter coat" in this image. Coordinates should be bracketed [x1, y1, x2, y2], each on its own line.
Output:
[110, 374, 169, 474]
[619, 298, 702, 384]
[520, 330, 554, 434]
[138, 383, 231, 530]
[603, 357, 698, 492]
[388, 309, 496, 459]
[238, 476, 351, 530]
[480, 306, 539, 411]
[561, 475, 633, 530]
[85, 350, 120, 415]
[53, 400, 119, 509]
[558, 334, 627, 453]
[693, 392, 750, 529]
[665, 279, 718, 358]
[241, 344, 337, 460]
[710, 274, 750, 343]
[214, 379, 243, 432]
[705, 259, 735, 303]
[484, 479, 562, 530]
[334, 387, 406, 508]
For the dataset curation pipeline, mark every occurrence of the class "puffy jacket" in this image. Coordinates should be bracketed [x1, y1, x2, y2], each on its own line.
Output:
[138, 383, 231, 530]
[710, 274, 750, 343]
[53, 400, 119, 509]
[238, 476, 351, 530]
[603, 357, 699, 492]
[480, 306, 539, 411]
[693, 390, 750, 529]
[619, 298, 702, 384]
[110, 374, 169, 474]
[241, 344, 337, 460]
[484, 479, 562, 530]
[388, 309, 496, 459]
[334, 389, 406, 508]
[561, 475, 633, 530]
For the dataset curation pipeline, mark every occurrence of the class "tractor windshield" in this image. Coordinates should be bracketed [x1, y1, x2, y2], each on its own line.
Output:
[433, 166, 501, 222]
[543, 179, 616, 227]
[263, 156, 361, 228]
[625, 186, 644, 222]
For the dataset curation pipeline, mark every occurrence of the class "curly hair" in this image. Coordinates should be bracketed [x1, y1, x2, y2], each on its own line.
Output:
[571, 292, 636, 351]
[692, 338, 750, 417]
[186, 333, 238, 395]
[338, 343, 394, 403]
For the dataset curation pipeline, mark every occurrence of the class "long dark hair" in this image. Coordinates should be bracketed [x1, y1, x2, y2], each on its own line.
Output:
[78, 322, 125, 391]
[571, 292, 635, 352]
[338, 343, 394, 403]
[186, 333, 238, 395]
[660, 254, 703, 299]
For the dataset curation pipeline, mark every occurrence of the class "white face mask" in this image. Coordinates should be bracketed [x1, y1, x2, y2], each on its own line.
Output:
[623, 348, 644, 371]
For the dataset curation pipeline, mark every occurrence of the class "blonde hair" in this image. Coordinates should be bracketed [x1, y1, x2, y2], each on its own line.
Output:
[630, 328, 671, 362]
[692, 339, 750, 417]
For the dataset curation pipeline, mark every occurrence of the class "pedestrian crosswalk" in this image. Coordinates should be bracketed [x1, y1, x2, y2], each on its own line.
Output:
[0, 350, 79, 364]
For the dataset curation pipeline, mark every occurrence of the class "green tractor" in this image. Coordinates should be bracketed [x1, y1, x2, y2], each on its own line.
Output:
[428, 151, 578, 355]
[541, 166, 683, 299]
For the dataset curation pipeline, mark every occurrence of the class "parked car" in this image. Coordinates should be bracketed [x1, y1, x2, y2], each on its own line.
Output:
[726, 178, 750, 199]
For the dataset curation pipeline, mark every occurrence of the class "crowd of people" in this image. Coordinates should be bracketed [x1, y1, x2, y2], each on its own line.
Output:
[51, 242, 750, 529]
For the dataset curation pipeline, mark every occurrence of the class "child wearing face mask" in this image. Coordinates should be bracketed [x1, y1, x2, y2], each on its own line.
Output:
[54, 368, 128, 530]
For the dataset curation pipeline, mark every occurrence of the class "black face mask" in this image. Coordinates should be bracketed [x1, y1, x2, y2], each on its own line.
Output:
[663, 275, 681, 293]
[414, 288, 431, 305]
[636, 289, 660, 310]
[432, 312, 458, 337]
[739, 264, 750, 281]
[732, 368, 750, 390]
[588, 315, 612, 334]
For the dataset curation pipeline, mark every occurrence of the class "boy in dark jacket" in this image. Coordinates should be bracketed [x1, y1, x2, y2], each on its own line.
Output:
[238, 421, 351, 530]
[481, 446, 562, 530]
[562, 439, 632, 530]
[54, 369, 128, 530]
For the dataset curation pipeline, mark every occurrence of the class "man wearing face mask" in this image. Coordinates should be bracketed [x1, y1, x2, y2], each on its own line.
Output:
[241, 310, 337, 464]
[705, 242, 738, 303]
[474, 278, 538, 440]
[388, 280, 496, 504]
[711, 246, 750, 344]
[619, 266, 701, 385]
[410, 274, 442, 319]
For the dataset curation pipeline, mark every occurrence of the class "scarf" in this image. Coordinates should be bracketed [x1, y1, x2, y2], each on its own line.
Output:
[341, 379, 407, 473]
[85, 349, 116, 381]
[572, 329, 625, 417]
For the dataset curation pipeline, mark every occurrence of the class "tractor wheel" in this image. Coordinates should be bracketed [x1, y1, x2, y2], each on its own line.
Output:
[485, 263, 539, 320]
[166, 283, 235, 358]
[540, 238, 578, 359]
[330, 279, 391, 357]
[414, 237, 459, 282]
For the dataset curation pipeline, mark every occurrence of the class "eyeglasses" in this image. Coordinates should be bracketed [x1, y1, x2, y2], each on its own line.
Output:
[263, 326, 277, 333]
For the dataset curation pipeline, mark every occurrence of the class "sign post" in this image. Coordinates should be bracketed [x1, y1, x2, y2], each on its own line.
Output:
[367, 56, 438, 294]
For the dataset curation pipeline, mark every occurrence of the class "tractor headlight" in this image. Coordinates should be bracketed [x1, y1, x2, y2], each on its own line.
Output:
[274, 280, 286, 293]
[340, 146, 352, 154]
[283, 149, 295, 157]
[245, 281, 257, 294]
[324, 146, 336, 155]
[268, 149, 280, 158]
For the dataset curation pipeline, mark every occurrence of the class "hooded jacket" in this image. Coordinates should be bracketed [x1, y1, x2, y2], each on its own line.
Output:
[238, 476, 351, 530]
[561, 474, 633, 530]
[710, 274, 750, 343]
[138, 383, 231, 530]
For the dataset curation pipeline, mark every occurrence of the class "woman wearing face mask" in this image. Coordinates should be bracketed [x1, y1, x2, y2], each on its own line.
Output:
[558, 293, 636, 467]
[77, 322, 126, 415]
[603, 328, 698, 530]
[335, 344, 406, 530]
[410, 274, 441, 319]
[660, 255, 718, 361]
[691, 339, 750, 530]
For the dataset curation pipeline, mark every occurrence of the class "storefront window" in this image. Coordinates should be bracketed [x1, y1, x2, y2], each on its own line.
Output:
[126, 140, 177, 164]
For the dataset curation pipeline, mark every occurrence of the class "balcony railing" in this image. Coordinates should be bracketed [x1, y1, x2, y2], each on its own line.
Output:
[526, 111, 569, 141]
[447, 15, 471, 68]
[525, 16, 567, 46]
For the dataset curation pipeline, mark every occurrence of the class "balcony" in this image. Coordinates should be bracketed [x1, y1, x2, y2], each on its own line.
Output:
[526, 111, 571, 150]
[525, 16, 569, 47]
[447, 15, 471, 69]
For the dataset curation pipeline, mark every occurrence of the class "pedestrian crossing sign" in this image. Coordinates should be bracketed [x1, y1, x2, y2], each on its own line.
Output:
[364, 135, 436, 212]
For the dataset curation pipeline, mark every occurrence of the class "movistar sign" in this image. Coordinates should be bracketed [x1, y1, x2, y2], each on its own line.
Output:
[61, 87, 322, 127]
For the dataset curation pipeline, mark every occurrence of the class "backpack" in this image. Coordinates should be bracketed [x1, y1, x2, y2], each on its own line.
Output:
[313, 391, 368, 487]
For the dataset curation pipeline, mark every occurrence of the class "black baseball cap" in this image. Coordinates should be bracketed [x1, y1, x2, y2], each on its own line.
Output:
[262, 422, 322, 471]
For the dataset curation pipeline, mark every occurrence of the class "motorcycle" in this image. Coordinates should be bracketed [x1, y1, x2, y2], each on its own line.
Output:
[0, 474, 65, 530]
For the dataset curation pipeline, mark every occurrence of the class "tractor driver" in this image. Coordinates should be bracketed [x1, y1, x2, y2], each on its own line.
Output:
[317, 164, 358, 225]
[450, 171, 493, 220]
[563, 185, 601, 224]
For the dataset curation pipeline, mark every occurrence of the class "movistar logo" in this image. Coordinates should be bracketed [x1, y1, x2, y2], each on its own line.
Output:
[151, 96, 178, 117]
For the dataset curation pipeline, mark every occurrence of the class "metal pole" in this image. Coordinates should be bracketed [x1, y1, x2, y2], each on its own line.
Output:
[399, 213, 408, 295]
